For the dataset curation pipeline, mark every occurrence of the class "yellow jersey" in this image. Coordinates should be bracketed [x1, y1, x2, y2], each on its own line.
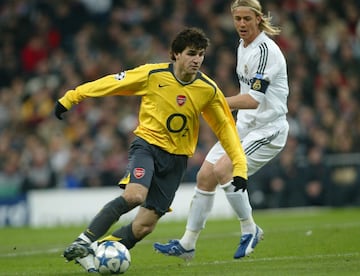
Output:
[59, 63, 247, 179]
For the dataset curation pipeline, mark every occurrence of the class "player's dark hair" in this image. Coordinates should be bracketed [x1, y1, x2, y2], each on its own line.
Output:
[170, 27, 210, 61]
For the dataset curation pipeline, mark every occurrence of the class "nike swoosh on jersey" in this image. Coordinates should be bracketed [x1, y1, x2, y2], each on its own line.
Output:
[158, 84, 169, 88]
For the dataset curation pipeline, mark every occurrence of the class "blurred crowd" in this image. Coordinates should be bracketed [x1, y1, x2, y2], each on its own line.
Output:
[0, 0, 360, 208]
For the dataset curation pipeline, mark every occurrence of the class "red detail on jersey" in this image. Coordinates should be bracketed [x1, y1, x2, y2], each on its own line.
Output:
[176, 95, 186, 106]
[133, 168, 145, 179]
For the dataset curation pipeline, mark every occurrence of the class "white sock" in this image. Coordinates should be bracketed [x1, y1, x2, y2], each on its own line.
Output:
[223, 182, 256, 234]
[180, 187, 215, 250]
[180, 230, 200, 251]
[79, 233, 92, 244]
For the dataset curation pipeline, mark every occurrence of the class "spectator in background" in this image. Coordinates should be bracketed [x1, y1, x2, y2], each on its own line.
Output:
[21, 34, 49, 73]
[265, 135, 305, 208]
[0, 150, 25, 198]
[303, 145, 327, 206]
[21, 135, 56, 191]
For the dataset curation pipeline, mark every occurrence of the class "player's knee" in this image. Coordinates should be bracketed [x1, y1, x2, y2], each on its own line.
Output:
[196, 167, 217, 191]
[122, 184, 147, 207]
[133, 221, 156, 239]
[123, 193, 145, 207]
[213, 164, 231, 184]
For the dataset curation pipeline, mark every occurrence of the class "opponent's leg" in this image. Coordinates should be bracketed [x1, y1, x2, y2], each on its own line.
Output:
[180, 187, 215, 249]
[153, 161, 217, 260]
[222, 181, 263, 258]
[214, 154, 263, 259]
[226, 128, 288, 258]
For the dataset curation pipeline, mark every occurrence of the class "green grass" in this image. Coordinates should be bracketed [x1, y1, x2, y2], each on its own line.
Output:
[1, 207, 360, 275]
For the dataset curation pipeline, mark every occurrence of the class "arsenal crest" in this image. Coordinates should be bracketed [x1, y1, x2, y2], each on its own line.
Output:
[177, 95, 186, 106]
[133, 168, 145, 179]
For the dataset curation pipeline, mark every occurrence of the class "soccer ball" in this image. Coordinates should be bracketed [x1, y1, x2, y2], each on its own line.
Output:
[94, 241, 131, 274]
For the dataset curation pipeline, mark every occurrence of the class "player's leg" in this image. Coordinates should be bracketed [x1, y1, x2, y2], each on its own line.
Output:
[62, 183, 148, 271]
[227, 125, 288, 258]
[63, 184, 149, 256]
[179, 160, 217, 250]
[215, 154, 262, 258]
[154, 142, 222, 260]
[153, 161, 217, 260]
[97, 148, 187, 252]
[63, 137, 154, 270]
[87, 183, 148, 241]
[108, 206, 160, 249]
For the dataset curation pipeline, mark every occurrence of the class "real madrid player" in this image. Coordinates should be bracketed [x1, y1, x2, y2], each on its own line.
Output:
[154, 0, 289, 260]
[55, 27, 248, 272]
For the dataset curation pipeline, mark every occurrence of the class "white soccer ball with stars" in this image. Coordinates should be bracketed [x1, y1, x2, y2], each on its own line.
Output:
[94, 241, 131, 274]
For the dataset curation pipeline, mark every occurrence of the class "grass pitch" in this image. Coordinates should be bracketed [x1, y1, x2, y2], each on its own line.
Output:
[1, 207, 359, 275]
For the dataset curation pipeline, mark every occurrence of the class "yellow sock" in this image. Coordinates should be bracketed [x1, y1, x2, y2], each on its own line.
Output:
[97, 235, 122, 244]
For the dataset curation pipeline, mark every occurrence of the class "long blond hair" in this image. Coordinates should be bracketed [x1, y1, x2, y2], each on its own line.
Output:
[231, 0, 281, 36]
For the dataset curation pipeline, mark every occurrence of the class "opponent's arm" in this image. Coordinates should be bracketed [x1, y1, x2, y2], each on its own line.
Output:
[226, 93, 259, 110]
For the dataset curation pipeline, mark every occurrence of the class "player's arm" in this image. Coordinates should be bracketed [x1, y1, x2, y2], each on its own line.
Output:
[202, 93, 247, 180]
[54, 66, 149, 119]
[226, 93, 259, 110]
[228, 49, 272, 111]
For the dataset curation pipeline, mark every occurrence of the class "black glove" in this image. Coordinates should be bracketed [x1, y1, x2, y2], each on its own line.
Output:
[231, 176, 247, 192]
[54, 101, 68, 120]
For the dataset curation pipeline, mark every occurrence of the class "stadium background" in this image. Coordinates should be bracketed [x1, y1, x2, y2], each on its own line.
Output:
[0, 0, 360, 226]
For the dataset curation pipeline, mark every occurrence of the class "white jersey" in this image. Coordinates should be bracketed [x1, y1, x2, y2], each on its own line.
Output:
[206, 32, 289, 175]
[236, 32, 288, 130]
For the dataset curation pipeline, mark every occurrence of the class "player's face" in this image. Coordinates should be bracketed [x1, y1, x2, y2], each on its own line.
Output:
[174, 47, 205, 82]
[232, 7, 261, 47]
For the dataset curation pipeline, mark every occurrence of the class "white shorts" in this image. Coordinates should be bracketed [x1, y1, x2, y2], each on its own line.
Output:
[205, 119, 289, 177]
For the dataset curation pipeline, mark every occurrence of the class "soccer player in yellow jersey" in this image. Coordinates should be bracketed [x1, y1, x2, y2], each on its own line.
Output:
[55, 27, 247, 272]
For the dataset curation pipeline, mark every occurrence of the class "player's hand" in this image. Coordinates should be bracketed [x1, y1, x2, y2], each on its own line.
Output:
[54, 101, 68, 120]
[231, 176, 247, 192]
